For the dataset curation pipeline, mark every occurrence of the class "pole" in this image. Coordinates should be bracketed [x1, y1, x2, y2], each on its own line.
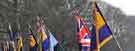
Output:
[92, 0, 100, 51]
[112, 33, 123, 51]
[110, 20, 123, 51]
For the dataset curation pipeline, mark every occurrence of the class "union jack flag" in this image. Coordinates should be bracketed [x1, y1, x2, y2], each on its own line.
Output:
[76, 15, 91, 51]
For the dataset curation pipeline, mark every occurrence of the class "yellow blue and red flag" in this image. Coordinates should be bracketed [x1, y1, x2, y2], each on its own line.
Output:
[91, 2, 113, 51]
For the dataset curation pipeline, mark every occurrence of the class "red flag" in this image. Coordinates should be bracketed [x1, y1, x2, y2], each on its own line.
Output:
[76, 16, 91, 47]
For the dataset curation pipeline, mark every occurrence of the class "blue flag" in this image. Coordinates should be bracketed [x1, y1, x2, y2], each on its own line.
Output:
[50, 32, 58, 51]
[91, 2, 113, 51]
[42, 31, 49, 51]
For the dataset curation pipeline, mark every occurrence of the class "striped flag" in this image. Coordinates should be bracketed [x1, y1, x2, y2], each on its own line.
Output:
[76, 15, 91, 51]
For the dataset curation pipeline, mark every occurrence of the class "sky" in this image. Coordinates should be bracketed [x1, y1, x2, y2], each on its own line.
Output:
[102, 0, 135, 15]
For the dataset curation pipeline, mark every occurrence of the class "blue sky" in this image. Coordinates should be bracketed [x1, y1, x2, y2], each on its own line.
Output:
[102, 0, 135, 15]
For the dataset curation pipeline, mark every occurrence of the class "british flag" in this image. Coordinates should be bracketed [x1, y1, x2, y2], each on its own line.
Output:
[76, 15, 91, 50]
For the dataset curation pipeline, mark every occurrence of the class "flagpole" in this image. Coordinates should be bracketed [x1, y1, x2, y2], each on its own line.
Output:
[92, 0, 100, 51]
[112, 33, 123, 51]
[110, 20, 123, 51]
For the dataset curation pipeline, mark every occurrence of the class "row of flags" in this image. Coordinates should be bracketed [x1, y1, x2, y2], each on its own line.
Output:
[1, 0, 122, 51]
[6, 17, 58, 51]
[75, 1, 120, 51]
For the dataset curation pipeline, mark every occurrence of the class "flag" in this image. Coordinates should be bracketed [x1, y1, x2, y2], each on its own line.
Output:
[8, 24, 13, 41]
[36, 20, 47, 41]
[42, 30, 50, 51]
[76, 15, 91, 51]
[50, 32, 58, 51]
[17, 26, 23, 51]
[91, 24, 97, 50]
[8, 24, 16, 51]
[36, 20, 49, 51]
[28, 26, 38, 51]
[91, 2, 113, 51]
[17, 36, 23, 51]
[9, 41, 16, 51]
